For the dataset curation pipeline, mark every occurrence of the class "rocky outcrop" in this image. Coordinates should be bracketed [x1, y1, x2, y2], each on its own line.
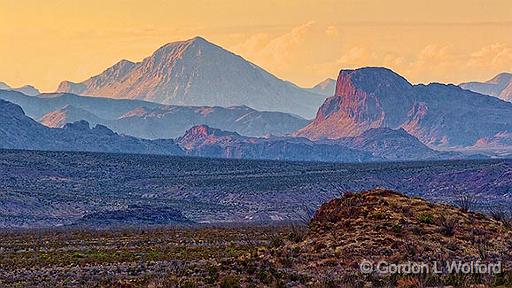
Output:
[296, 67, 512, 147]
[460, 72, 512, 102]
[177, 125, 465, 162]
[56, 37, 325, 118]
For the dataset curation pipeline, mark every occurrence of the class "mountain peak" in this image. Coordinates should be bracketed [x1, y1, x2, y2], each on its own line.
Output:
[0, 81, 11, 90]
[55, 37, 324, 118]
[308, 78, 336, 96]
[335, 67, 412, 97]
[488, 72, 512, 85]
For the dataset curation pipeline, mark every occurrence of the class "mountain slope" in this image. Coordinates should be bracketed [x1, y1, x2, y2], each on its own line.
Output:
[460, 72, 512, 101]
[56, 37, 325, 118]
[40, 105, 105, 128]
[296, 67, 512, 147]
[0, 99, 183, 155]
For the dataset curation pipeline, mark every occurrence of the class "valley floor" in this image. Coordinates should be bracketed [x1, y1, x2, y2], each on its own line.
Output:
[0, 225, 294, 287]
[0, 149, 512, 227]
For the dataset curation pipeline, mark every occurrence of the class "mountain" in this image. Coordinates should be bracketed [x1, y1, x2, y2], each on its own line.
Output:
[12, 85, 40, 96]
[177, 125, 374, 162]
[0, 99, 183, 155]
[56, 37, 326, 118]
[307, 78, 336, 96]
[0, 90, 162, 120]
[0, 82, 10, 90]
[295, 67, 512, 147]
[0, 83, 40, 96]
[0, 90, 309, 138]
[460, 72, 512, 101]
[177, 125, 465, 162]
[41, 104, 309, 139]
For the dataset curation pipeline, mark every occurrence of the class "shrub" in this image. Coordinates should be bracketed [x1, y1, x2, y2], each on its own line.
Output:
[180, 279, 198, 288]
[390, 223, 403, 233]
[455, 192, 477, 212]
[416, 213, 434, 224]
[220, 275, 241, 288]
[438, 215, 457, 236]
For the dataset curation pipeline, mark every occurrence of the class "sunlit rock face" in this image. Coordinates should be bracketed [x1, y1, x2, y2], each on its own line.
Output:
[296, 67, 512, 147]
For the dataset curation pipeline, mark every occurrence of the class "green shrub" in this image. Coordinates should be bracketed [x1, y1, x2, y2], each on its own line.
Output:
[220, 275, 241, 288]
[416, 213, 434, 224]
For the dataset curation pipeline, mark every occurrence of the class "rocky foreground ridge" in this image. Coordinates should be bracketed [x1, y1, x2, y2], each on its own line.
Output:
[273, 189, 512, 286]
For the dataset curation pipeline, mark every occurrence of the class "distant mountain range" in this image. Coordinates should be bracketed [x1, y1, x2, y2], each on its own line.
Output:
[177, 124, 463, 162]
[296, 67, 512, 147]
[0, 97, 466, 162]
[0, 90, 309, 139]
[0, 81, 40, 96]
[40, 104, 309, 139]
[0, 99, 183, 155]
[460, 72, 512, 102]
[56, 37, 326, 118]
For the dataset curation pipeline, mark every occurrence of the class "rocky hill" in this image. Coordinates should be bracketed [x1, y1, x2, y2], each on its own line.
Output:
[56, 37, 325, 118]
[295, 67, 512, 147]
[277, 189, 512, 286]
[460, 72, 512, 102]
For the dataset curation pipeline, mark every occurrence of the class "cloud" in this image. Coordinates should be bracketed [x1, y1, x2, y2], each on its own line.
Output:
[230, 21, 344, 85]
[468, 43, 512, 71]
[336, 46, 404, 71]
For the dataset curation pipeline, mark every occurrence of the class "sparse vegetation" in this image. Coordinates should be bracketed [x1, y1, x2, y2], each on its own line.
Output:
[1, 189, 512, 287]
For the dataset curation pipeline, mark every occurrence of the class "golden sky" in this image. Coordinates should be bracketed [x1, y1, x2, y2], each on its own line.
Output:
[1, 0, 511, 92]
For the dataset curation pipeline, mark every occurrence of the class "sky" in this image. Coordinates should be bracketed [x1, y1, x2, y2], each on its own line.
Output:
[1, 0, 511, 92]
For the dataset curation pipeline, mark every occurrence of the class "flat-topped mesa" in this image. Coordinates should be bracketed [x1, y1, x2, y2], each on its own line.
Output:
[296, 67, 512, 147]
[296, 67, 415, 139]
